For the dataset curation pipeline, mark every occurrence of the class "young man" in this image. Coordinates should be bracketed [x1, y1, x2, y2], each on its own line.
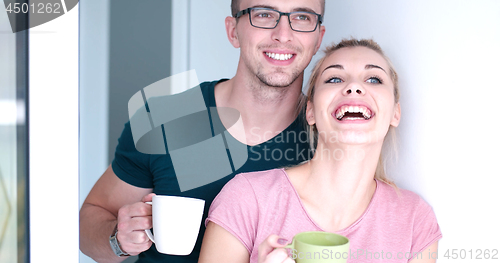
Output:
[79, 0, 325, 262]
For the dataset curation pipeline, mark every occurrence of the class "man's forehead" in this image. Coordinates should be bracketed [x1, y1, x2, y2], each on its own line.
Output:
[239, 0, 322, 13]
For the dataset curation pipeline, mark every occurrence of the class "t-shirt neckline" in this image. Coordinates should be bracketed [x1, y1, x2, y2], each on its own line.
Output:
[279, 168, 379, 235]
[208, 79, 302, 147]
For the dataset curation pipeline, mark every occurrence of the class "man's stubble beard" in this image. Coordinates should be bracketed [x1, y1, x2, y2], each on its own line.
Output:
[250, 65, 304, 103]
[256, 66, 303, 88]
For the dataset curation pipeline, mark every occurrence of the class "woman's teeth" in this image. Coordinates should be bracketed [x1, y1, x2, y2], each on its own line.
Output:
[335, 105, 373, 120]
[266, 52, 293, 61]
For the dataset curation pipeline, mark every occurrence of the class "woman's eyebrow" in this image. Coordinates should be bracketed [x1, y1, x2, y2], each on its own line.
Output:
[366, 64, 386, 73]
[321, 64, 387, 75]
[322, 64, 343, 75]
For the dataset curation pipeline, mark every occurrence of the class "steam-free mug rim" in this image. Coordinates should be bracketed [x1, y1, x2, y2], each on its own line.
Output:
[285, 231, 349, 248]
[151, 195, 206, 203]
[145, 195, 206, 207]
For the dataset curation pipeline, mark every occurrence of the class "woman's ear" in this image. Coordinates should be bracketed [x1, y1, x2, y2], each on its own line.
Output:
[390, 102, 401, 127]
[306, 100, 316, 126]
[225, 16, 240, 48]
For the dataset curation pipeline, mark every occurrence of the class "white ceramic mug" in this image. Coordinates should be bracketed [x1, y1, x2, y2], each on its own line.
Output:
[145, 195, 205, 255]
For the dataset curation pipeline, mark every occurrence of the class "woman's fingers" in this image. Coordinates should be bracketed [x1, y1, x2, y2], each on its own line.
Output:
[264, 248, 292, 263]
[258, 235, 292, 263]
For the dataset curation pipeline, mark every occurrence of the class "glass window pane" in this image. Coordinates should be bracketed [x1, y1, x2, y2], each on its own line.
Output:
[0, 2, 29, 263]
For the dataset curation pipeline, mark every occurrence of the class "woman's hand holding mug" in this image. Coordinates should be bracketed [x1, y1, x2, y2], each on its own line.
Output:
[258, 232, 350, 263]
[258, 235, 295, 263]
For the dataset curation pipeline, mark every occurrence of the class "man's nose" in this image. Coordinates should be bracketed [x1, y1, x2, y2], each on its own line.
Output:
[271, 15, 294, 43]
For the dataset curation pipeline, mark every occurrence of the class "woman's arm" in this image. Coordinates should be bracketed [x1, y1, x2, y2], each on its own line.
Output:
[199, 222, 294, 263]
[409, 241, 438, 263]
[199, 221, 250, 263]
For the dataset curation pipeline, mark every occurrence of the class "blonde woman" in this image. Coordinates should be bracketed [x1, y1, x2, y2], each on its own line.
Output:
[199, 39, 441, 263]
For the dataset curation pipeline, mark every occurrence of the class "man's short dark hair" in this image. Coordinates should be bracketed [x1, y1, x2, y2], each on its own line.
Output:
[231, 0, 326, 18]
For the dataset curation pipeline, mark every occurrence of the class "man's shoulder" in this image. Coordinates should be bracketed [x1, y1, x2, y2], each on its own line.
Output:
[198, 78, 229, 107]
[199, 79, 228, 92]
[145, 78, 228, 110]
[199, 79, 227, 89]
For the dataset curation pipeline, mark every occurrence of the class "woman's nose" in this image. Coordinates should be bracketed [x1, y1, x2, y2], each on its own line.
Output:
[343, 83, 365, 96]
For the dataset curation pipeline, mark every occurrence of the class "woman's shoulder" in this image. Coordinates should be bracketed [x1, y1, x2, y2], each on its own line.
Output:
[375, 180, 434, 216]
[236, 168, 288, 181]
[208, 168, 295, 226]
[214, 168, 290, 204]
[229, 168, 291, 194]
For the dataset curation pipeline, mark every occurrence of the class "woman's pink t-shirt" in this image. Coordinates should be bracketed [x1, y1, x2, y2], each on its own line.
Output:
[206, 168, 442, 263]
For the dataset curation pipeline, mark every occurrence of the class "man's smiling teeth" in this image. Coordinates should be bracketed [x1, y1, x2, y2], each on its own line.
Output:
[335, 105, 373, 120]
[266, 52, 293, 61]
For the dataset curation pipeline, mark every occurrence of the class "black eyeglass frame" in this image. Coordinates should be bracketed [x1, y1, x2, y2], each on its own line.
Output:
[234, 7, 323, 33]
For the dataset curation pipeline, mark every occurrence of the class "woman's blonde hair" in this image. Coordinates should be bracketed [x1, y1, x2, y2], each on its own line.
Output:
[304, 38, 400, 187]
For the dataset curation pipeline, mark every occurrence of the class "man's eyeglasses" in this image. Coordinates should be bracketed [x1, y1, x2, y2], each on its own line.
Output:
[235, 7, 323, 33]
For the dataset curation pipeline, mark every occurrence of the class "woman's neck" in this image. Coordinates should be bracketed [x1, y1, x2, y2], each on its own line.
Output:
[288, 143, 381, 232]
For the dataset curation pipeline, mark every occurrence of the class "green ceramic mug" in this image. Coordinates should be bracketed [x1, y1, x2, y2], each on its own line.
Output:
[285, 231, 350, 263]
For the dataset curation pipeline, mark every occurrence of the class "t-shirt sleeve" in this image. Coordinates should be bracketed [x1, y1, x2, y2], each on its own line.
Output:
[111, 121, 154, 188]
[205, 174, 259, 253]
[410, 198, 442, 257]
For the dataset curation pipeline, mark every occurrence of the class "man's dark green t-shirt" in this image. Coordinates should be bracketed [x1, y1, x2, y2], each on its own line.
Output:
[111, 79, 312, 262]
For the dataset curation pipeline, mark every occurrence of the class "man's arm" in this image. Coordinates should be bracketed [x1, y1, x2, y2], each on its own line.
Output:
[80, 165, 153, 263]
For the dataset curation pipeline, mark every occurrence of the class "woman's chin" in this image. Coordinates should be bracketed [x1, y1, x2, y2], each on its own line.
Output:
[337, 131, 381, 145]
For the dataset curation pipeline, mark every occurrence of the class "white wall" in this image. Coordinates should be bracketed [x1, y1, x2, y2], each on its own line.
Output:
[79, 1, 110, 262]
[29, 4, 79, 263]
[186, 0, 500, 260]
[317, 0, 500, 258]
[172, 0, 239, 83]
[79, 0, 110, 205]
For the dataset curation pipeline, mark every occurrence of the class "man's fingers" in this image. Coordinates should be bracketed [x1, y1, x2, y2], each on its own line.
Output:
[119, 229, 151, 244]
[141, 193, 156, 203]
[113, 194, 155, 256]
[118, 202, 152, 219]
[119, 236, 152, 256]
[117, 215, 152, 233]
[117, 229, 153, 255]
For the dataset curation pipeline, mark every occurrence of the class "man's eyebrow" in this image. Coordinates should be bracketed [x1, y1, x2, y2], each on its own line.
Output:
[322, 64, 344, 75]
[292, 7, 319, 14]
[249, 5, 318, 14]
[366, 64, 386, 73]
[250, 5, 277, 10]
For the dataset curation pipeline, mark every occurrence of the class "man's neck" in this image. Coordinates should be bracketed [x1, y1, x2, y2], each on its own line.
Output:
[214, 74, 304, 146]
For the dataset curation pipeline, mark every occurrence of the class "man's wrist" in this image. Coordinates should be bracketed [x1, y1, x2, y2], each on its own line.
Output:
[109, 224, 130, 257]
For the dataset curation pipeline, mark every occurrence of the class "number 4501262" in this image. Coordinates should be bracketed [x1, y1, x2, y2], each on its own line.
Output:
[443, 249, 498, 260]
[6, 3, 62, 14]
